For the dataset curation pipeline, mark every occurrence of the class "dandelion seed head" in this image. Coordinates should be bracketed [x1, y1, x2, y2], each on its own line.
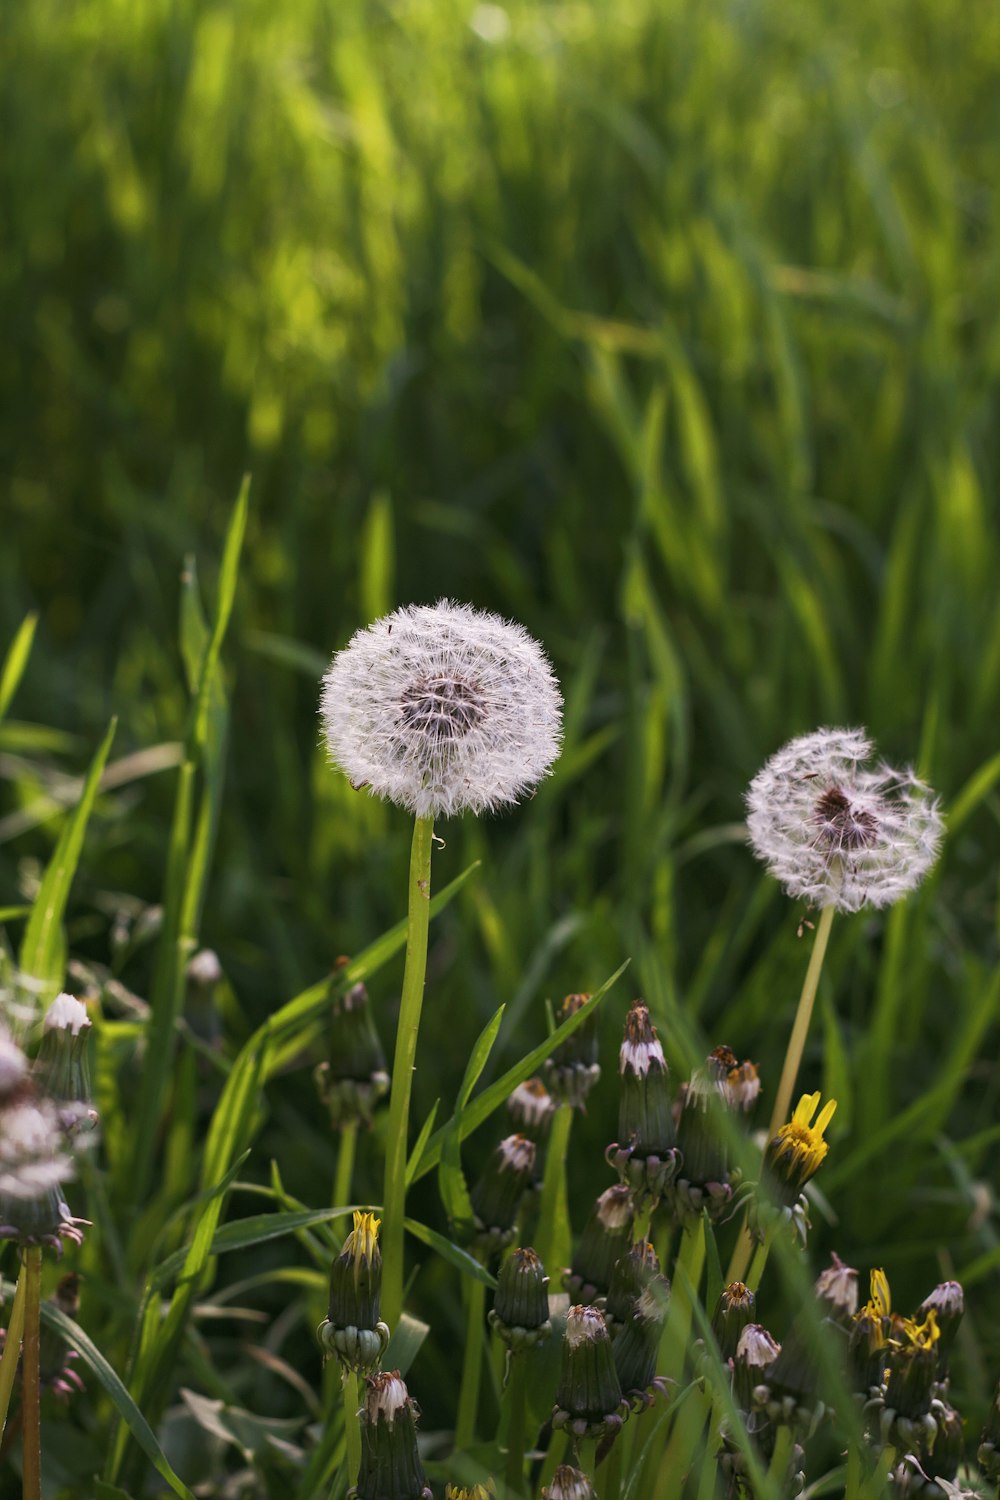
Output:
[745, 727, 943, 912]
[320, 600, 562, 819]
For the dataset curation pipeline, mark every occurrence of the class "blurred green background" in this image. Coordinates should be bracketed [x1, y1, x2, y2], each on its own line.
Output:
[3, 0, 1000, 1457]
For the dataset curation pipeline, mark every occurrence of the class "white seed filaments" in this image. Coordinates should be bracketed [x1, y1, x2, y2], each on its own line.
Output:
[745, 727, 943, 913]
[320, 600, 562, 819]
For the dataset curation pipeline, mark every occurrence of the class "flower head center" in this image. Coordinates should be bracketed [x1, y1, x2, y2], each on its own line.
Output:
[813, 785, 879, 851]
[399, 674, 484, 742]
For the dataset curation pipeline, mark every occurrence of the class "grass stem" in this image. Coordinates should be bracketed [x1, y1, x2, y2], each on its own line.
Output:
[381, 814, 434, 1330]
[535, 1103, 573, 1276]
[0, 1270, 27, 1442]
[456, 1276, 486, 1451]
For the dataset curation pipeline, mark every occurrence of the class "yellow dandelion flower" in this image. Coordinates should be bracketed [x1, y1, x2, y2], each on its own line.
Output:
[763, 1092, 837, 1203]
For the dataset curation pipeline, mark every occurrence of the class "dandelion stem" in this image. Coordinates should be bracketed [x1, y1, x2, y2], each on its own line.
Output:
[0, 1270, 27, 1442]
[334, 1121, 358, 1212]
[455, 1276, 486, 1451]
[765, 1424, 793, 1496]
[504, 1352, 528, 1499]
[342, 1369, 362, 1489]
[535, 1102, 573, 1275]
[768, 904, 836, 1139]
[381, 813, 434, 1330]
[746, 1228, 775, 1294]
[662, 1212, 707, 1388]
[599, 1432, 624, 1500]
[22, 1247, 43, 1500]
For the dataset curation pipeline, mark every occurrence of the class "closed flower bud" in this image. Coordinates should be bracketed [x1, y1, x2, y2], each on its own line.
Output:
[606, 1240, 661, 1329]
[849, 1269, 892, 1395]
[506, 1077, 556, 1139]
[607, 1002, 679, 1200]
[545, 995, 601, 1108]
[490, 1246, 551, 1351]
[613, 1278, 669, 1404]
[917, 1281, 963, 1371]
[318, 1211, 390, 1374]
[565, 1185, 634, 1303]
[351, 1372, 432, 1500]
[672, 1048, 742, 1223]
[315, 981, 390, 1129]
[542, 1466, 598, 1500]
[815, 1253, 858, 1326]
[553, 1306, 627, 1441]
[34, 994, 97, 1135]
[444, 1484, 496, 1500]
[733, 1324, 781, 1412]
[470, 1135, 536, 1256]
[885, 1311, 940, 1423]
[711, 1282, 756, 1361]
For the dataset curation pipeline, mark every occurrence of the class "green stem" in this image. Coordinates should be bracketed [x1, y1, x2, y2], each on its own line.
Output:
[599, 1433, 624, 1500]
[656, 1388, 710, 1500]
[535, 1103, 573, 1276]
[22, 1248, 42, 1500]
[862, 1445, 895, 1500]
[746, 1229, 774, 1294]
[504, 1353, 528, 1499]
[767, 904, 836, 1139]
[695, 1424, 720, 1500]
[381, 814, 434, 1330]
[342, 1369, 362, 1490]
[455, 1276, 486, 1451]
[662, 1213, 707, 1387]
[0, 1271, 27, 1441]
[845, 1444, 862, 1500]
[764, 1425, 793, 1498]
[334, 1121, 358, 1212]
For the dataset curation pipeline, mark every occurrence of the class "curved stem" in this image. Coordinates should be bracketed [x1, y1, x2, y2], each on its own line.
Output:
[22, 1247, 43, 1500]
[381, 815, 434, 1330]
[767, 904, 836, 1139]
[455, 1276, 486, 1451]
[0, 1270, 27, 1442]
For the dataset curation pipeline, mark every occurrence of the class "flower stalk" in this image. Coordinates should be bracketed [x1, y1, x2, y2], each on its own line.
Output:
[22, 1246, 43, 1500]
[381, 814, 434, 1330]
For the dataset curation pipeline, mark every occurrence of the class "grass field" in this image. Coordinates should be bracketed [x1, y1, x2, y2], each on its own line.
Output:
[2, 0, 999, 1495]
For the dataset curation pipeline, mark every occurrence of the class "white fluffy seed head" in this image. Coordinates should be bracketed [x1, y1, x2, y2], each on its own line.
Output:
[0, 1099, 75, 1198]
[320, 600, 563, 819]
[745, 727, 943, 913]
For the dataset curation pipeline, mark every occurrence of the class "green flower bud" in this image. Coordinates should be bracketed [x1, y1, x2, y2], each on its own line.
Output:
[607, 1002, 679, 1201]
[606, 1240, 660, 1329]
[351, 1371, 432, 1500]
[318, 1211, 390, 1374]
[315, 981, 389, 1129]
[733, 1324, 780, 1413]
[553, 1305, 626, 1441]
[470, 1135, 536, 1257]
[613, 1278, 669, 1403]
[34, 994, 97, 1135]
[917, 1281, 963, 1373]
[711, 1282, 756, 1362]
[489, 1247, 551, 1351]
[506, 1077, 556, 1140]
[545, 995, 601, 1109]
[565, 1185, 634, 1303]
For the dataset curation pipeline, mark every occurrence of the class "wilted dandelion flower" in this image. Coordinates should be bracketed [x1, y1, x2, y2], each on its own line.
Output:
[745, 727, 943, 912]
[320, 600, 562, 818]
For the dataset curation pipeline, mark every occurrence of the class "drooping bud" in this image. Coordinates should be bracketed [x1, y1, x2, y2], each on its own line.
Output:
[552, 1305, 626, 1441]
[565, 1185, 634, 1303]
[733, 1324, 781, 1412]
[318, 1211, 390, 1374]
[34, 993, 97, 1135]
[541, 1466, 598, 1500]
[606, 1240, 660, 1329]
[613, 1277, 669, 1403]
[711, 1282, 756, 1361]
[470, 1135, 536, 1257]
[545, 994, 600, 1109]
[606, 1001, 679, 1201]
[815, 1253, 858, 1327]
[351, 1372, 432, 1500]
[315, 981, 390, 1129]
[489, 1247, 551, 1351]
[506, 1077, 556, 1139]
[917, 1281, 963, 1371]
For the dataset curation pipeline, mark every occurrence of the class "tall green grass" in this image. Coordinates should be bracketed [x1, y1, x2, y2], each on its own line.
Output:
[1, 0, 999, 1492]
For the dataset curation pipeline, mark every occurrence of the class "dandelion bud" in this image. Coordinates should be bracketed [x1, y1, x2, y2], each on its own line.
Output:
[444, 1485, 496, 1500]
[606, 1240, 661, 1329]
[545, 994, 601, 1108]
[553, 1305, 627, 1441]
[470, 1135, 536, 1256]
[613, 1278, 669, 1404]
[711, 1282, 756, 1361]
[884, 1311, 940, 1424]
[733, 1324, 780, 1412]
[352, 1371, 432, 1500]
[34, 993, 97, 1135]
[489, 1246, 551, 1351]
[607, 1001, 679, 1200]
[318, 1211, 390, 1374]
[760, 1319, 833, 1428]
[849, 1269, 891, 1395]
[321, 600, 562, 820]
[745, 727, 943, 912]
[979, 1378, 1000, 1483]
[315, 981, 390, 1130]
[761, 1092, 837, 1209]
[506, 1077, 556, 1139]
[917, 1280, 963, 1370]
[542, 1467, 598, 1500]
[815, 1253, 858, 1326]
[565, 1184, 634, 1303]
[672, 1047, 740, 1224]
[184, 949, 224, 1048]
